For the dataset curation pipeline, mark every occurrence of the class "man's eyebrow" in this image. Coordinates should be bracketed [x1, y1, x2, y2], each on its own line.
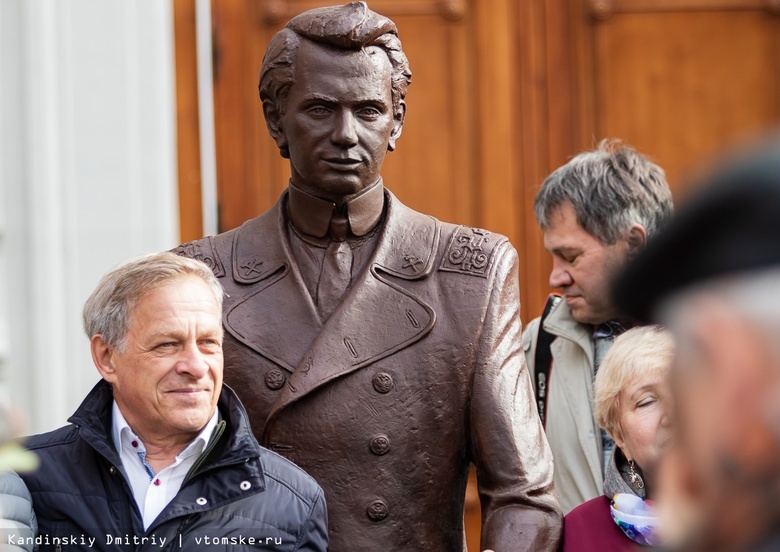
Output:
[299, 94, 390, 107]
[146, 330, 182, 341]
[299, 93, 338, 103]
[548, 245, 581, 255]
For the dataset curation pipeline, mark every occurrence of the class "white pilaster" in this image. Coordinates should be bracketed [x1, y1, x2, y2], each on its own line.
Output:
[0, 0, 179, 433]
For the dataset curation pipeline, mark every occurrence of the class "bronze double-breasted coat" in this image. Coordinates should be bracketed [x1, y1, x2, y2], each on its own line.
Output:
[175, 190, 562, 551]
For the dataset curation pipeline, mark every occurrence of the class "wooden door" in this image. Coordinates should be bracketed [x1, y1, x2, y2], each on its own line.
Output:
[580, 0, 780, 192]
[177, 0, 780, 319]
[516, 0, 780, 312]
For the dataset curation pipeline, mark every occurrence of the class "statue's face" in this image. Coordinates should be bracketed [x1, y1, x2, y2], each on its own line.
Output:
[273, 40, 403, 200]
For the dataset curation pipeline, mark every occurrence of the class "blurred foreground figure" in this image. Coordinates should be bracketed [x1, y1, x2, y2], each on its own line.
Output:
[613, 140, 780, 552]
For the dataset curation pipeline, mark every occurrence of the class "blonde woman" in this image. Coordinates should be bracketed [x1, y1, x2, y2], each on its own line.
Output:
[563, 326, 673, 551]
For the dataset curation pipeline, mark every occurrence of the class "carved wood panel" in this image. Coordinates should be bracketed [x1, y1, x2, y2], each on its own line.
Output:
[582, 2, 780, 191]
[515, 0, 780, 313]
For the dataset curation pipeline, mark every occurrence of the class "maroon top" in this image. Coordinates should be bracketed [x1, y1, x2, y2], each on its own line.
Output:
[563, 496, 639, 552]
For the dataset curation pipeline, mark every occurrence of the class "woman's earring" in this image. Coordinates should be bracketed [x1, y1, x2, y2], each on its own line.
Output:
[629, 460, 645, 489]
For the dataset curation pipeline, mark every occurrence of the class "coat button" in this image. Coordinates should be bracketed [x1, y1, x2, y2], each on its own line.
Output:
[196, 497, 208, 505]
[366, 499, 388, 521]
[369, 435, 390, 455]
[240, 481, 251, 491]
[372, 372, 394, 394]
[265, 369, 286, 390]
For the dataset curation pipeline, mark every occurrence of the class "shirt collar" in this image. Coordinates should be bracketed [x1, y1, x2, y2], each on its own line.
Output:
[111, 401, 219, 461]
[592, 320, 629, 340]
[287, 179, 385, 239]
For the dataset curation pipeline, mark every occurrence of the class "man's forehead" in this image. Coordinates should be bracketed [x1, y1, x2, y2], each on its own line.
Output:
[542, 208, 599, 249]
[295, 39, 390, 70]
[287, 40, 393, 105]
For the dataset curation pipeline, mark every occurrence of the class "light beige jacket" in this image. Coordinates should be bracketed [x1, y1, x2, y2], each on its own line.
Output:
[523, 299, 603, 514]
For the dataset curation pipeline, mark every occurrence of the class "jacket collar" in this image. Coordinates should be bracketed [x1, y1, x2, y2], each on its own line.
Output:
[287, 179, 385, 239]
[603, 447, 646, 499]
[69, 380, 262, 474]
[230, 188, 438, 286]
[542, 299, 595, 367]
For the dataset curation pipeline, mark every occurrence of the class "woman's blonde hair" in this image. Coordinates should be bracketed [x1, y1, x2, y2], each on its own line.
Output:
[594, 325, 674, 440]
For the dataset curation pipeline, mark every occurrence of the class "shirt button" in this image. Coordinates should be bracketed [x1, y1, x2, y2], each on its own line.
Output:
[372, 372, 394, 394]
[369, 435, 391, 456]
[240, 481, 251, 491]
[196, 497, 208, 505]
[265, 369, 286, 390]
[154, 479, 161, 486]
[131, 440, 138, 448]
[366, 499, 389, 521]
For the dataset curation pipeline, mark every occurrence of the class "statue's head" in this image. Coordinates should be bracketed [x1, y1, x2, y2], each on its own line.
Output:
[259, 2, 412, 200]
[260, 2, 411, 125]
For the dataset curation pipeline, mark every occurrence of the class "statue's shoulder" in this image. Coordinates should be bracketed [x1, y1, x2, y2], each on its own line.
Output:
[172, 233, 231, 278]
[436, 222, 510, 279]
[172, 203, 282, 279]
[383, 193, 511, 280]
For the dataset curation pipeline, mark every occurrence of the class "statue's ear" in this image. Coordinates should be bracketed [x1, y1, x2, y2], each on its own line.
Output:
[387, 101, 406, 152]
[262, 100, 290, 159]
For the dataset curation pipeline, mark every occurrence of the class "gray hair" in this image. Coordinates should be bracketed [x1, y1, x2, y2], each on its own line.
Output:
[535, 139, 674, 244]
[595, 325, 674, 441]
[259, 2, 412, 119]
[83, 252, 224, 351]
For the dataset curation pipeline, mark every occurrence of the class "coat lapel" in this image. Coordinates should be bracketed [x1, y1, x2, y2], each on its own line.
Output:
[267, 191, 440, 420]
[222, 196, 324, 372]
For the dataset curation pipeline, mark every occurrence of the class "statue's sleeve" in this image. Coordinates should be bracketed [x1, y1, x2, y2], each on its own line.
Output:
[469, 242, 563, 551]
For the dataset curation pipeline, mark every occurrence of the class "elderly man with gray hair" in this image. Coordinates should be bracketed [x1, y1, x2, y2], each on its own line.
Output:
[7, 252, 328, 551]
[523, 140, 674, 513]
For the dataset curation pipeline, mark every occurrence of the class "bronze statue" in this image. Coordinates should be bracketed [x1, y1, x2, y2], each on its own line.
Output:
[175, 3, 562, 550]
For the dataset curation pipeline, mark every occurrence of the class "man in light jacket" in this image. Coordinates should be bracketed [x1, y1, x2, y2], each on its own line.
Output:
[523, 140, 673, 513]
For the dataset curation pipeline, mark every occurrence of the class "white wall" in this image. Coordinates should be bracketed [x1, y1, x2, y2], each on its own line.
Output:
[0, 0, 179, 434]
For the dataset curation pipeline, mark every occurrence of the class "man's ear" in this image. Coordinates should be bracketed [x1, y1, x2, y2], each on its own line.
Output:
[626, 224, 647, 257]
[262, 99, 289, 159]
[387, 101, 406, 152]
[91, 335, 117, 383]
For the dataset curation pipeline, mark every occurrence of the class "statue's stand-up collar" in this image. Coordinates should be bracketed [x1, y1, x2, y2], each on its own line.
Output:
[286, 180, 385, 240]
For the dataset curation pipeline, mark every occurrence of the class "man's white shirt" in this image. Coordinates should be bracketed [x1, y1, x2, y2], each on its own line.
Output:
[111, 402, 218, 529]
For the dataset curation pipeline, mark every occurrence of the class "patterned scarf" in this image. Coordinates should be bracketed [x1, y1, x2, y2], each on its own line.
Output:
[610, 493, 660, 546]
[603, 447, 659, 546]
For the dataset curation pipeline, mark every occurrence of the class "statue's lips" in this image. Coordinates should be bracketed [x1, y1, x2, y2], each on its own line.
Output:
[323, 158, 361, 169]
